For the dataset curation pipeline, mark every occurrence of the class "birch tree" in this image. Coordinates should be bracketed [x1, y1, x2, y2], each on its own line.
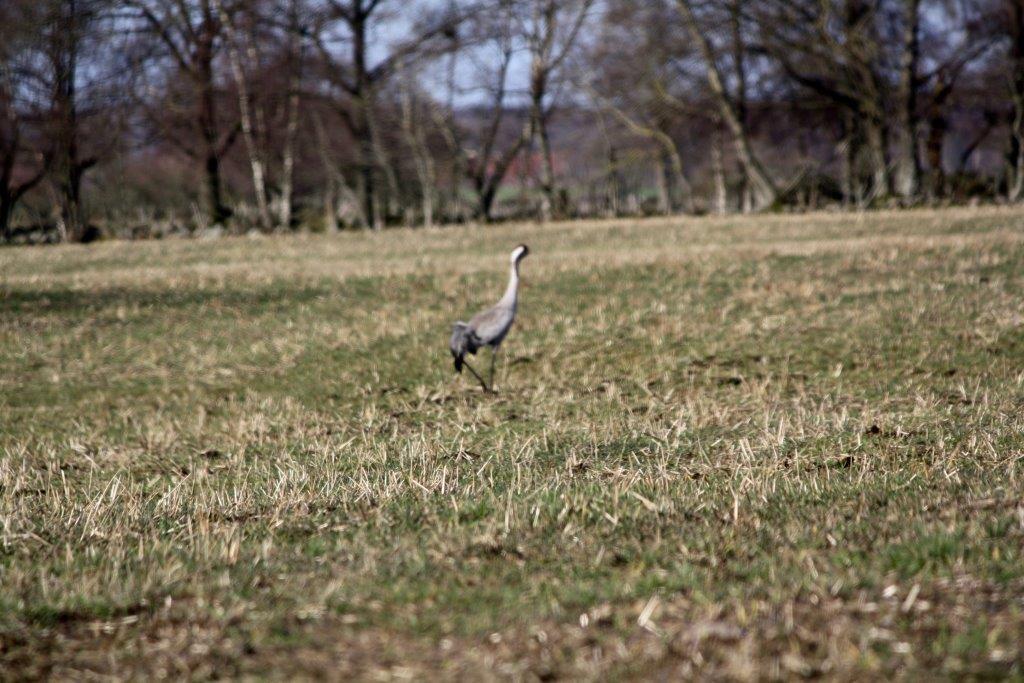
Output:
[213, 0, 272, 229]
[677, 0, 778, 211]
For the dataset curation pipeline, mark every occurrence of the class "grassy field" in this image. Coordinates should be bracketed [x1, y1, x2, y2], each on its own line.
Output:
[2, 208, 1024, 679]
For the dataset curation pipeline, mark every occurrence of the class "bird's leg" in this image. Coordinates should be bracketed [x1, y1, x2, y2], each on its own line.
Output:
[489, 347, 499, 391]
[461, 359, 491, 393]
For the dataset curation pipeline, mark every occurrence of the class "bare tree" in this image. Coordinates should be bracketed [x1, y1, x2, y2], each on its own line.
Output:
[757, 0, 894, 201]
[519, 0, 594, 220]
[213, 0, 312, 230]
[464, 78, 530, 220]
[128, 0, 240, 224]
[2, 0, 127, 241]
[587, 0, 697, 214]
[677, 0, 778, 211]
[432, 7, 532, 222]
[213, 0, 272, 229]
[45, 0, 116, 240]
[277, 0, 308, 228]
[896, 0, 922, 199]
[0, 96, 50, 239]
[0, 2, 51, 239]
[399, 63, 439, 227]
[1002, 0, 1024, 201]
[313, 0, 463, 229]
[1, 0, 1019, 234]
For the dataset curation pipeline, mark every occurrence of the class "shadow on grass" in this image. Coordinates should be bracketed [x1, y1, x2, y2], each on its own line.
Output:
[0, 282, 343, 318]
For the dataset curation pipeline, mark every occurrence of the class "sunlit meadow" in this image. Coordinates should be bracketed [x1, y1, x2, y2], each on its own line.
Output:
[2, 207, 1023, 678]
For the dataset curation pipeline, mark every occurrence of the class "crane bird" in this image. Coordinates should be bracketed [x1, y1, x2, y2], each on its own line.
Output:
[449, 244, 530, 392]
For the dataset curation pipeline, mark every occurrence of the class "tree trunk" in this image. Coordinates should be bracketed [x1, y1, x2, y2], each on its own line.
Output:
[840, 111, 857, 208]
[438, 121, 468, 223]
[53, 0, 90, 242]
[897, 0, 922, 201]
[279, 84, 300, 228]
[473, 122, 531, 223]
[60, 162, 86, 241]
[662, 146, 693, 214]
[711, 126, 728, 215]
[368, 91, 399, 225]
[597, 112, 620, 217]
[223, 27, 271, 230]
[925, 113, 947, 200]
[730, 0, 751, 214]
[0, 100, 19, 240]
[0, 189, 12, 240]
[1010, 93, 1024, 202]
[202, 151, 228, 225]
[347, 9, 378, 230]
[417, 145, 436, 228]
[677, 0, 776, 210]
[597, 97, 693, 214]
[347, 94, 376, 229]
[198, 51, 230, 224]
[531, 99, 557, 221]
[864, 116, 891, 201]
[478, 183, 497, 223]
[655, 152, 670, 215]
[444, 55, 468, 224]
[279, 8, 302, 230]
[0, 123, 47, 240]
[322, 181, 338, 232]
[0, 132, 18, 241]
[1008, 0, 1024, 202]
[432, 103, 468, 224]
[313, 113, 339, 231]
[537, 113, 557, 220]
[421, 180, 435, 228]
[400, 75, 437, 228]
[606, 145, 621, 217]
[528, 2, 557, 222]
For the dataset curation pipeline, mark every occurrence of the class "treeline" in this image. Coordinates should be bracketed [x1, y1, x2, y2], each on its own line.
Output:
[0, 0, 1021, 242]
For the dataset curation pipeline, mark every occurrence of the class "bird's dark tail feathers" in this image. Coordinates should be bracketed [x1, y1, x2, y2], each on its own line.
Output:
[449, 323, 491, 391]
[449, 322, 479, 374]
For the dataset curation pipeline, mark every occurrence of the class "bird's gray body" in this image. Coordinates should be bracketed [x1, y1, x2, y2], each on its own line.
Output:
[450, 245, 529, 386]
[469, 301, 516, 347]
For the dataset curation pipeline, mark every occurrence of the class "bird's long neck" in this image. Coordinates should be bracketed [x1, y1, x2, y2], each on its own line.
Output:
[497, 260, 520, 309]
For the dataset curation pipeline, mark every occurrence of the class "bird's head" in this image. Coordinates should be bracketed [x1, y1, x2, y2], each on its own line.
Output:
[510, 244, 530, 264]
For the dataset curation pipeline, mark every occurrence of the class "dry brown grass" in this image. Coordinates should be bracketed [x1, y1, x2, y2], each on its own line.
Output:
[1, 206, 1023, 679]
